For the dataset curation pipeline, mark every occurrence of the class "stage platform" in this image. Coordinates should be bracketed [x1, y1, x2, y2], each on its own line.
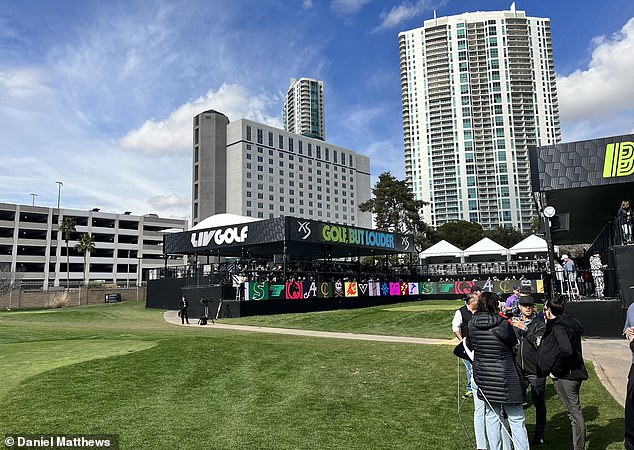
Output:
[565, 297, 626, 338]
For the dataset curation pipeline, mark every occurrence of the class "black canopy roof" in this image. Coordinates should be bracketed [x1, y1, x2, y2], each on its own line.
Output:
[164, 216, 416, 259]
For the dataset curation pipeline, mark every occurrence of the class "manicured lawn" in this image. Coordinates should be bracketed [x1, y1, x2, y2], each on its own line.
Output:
[0, 302, 624, 449]
[222, 299, 463, 339]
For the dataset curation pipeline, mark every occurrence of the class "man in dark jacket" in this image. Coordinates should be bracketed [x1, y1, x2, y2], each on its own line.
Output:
[539, 296, 588, 450]
[469, 292, 529, 450]
[179, 295, 190, 325]
[512, 295, 547, 446]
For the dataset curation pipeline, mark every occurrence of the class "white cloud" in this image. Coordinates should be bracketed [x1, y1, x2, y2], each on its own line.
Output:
[0, 67, 51, 98]
[148, 194, 190, 212]
[558, 17, 634, 128]
[303, 0, 315, 9]
[119, 83, 282, 156]
[331, 0, 372, 16]
[372, 0, 439, 33]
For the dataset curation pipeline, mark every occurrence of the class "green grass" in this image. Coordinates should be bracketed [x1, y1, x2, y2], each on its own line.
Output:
[222, 299, 463, 339]
[0, 301, 625, 449]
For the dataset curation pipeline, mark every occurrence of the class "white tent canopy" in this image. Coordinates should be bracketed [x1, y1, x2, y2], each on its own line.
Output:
[509, 234, 547, 254]
[462, 237, 509, 257]
[191, 213, 261, 231]
[419, 240, 462, 259]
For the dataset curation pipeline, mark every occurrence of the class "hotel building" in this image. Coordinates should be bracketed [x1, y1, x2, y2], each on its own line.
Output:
[192, 110, 371, 228]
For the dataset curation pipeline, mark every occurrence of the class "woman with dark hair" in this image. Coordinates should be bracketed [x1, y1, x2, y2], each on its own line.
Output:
[539, 295, 588, 450]
[468, 292, 530, 450]
[618, 200, 633, 244]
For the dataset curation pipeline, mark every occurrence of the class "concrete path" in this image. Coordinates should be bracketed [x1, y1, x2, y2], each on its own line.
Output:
[163, 310, 449, 345]
[164, 310, 630, 407]
[583, 338, 631, 407]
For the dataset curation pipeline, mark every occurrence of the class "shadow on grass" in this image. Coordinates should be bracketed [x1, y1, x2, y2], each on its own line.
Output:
[547, 405, 624, 450]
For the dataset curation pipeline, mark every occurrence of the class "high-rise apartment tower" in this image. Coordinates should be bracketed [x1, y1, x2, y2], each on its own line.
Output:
[399, 5, 560, 231]
[283, 77, 326, 140]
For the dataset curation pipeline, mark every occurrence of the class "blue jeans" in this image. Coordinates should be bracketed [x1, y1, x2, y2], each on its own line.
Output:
[484, 402, 529, 450]
[463, 359, 472, 392]
[471, 379, 487, 449]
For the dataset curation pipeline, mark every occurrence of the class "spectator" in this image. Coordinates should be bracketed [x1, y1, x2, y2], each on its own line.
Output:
[179, 295, 189, 325]
[469, 291, 530, 450]
[589, 252, 606, 299]
[539, 296, 588, 450]
[511, 295, 547, 446]
[505, 285, 521, 317]
[617, 200, 633, 244]
[452, 285, 481, 399]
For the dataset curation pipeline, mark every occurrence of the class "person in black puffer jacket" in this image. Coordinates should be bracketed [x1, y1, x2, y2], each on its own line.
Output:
[539, 295, 588, 450]
[468, 292, 530, 450]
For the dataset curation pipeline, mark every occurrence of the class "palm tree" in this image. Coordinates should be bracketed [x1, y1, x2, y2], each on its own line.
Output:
[74, 233, 96, 286]
[59, 217, 76, 288]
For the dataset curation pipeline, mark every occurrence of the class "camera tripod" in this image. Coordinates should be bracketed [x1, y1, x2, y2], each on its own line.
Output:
[200, 299, 214, 325]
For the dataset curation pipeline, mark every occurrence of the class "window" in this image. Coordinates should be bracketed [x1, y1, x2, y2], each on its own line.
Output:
[298, 141, 303, 154]
[316, 146, 321, 159]
[289, 138, 294, 152]
[279, 135, 284, 149]
[246, 125, 252, 141]
[257, 129, 263, 144]
[268, 132, 273, 147]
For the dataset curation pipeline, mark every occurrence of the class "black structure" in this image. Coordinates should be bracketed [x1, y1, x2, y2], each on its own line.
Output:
[147, 216, 417, 318]
[530, 134, 634, 336]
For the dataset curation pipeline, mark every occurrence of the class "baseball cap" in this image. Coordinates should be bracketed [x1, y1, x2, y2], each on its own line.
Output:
[562, 254, 569, 260]
[518, 295, 535, 305]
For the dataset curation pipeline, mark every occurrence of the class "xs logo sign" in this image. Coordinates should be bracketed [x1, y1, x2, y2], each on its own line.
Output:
[401, 236, 410, 250]
[298, 221, 311, 240]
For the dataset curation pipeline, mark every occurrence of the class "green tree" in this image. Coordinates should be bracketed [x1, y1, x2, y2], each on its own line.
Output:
[59, 217, 76, 287]
[435, 221, 483, 249]
[359, 172, 429, 251]
[483, 226, 525, 249]
[74, 233, 96, 285]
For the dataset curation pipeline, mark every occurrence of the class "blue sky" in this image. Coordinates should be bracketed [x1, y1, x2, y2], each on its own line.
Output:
[2, 0, 634, 222]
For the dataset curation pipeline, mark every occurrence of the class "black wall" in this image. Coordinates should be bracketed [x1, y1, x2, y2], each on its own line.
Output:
[610, 245, 634, 308]
[146, 278, 186, 310]
[565, 299, 626, 338]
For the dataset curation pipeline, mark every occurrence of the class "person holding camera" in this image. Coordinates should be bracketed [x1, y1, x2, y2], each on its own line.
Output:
[179, 295, 190, 325]
[511, 296, 547, 446]
[539, 295, 588, 450]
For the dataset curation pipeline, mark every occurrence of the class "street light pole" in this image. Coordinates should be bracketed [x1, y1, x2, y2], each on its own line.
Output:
[127, 249, 131, 288]
[55, 181, 63, 210]
[29, 193, 38, 206]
